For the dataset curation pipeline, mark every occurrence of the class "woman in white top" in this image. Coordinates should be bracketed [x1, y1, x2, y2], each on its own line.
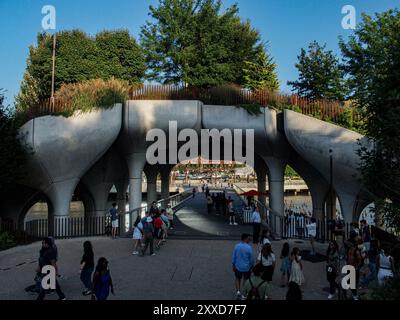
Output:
[289, 247, 305, 286]
[257, 243, 276, 282]
[132, 216, 143, 255]
[377, 248, 394, 286]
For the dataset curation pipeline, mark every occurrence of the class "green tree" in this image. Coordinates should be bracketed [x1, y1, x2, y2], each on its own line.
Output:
[340, 10, 400, 232]
[243, 50, 279, 92]
[288, 41, 347, 101]
[16, 30, 145, 112]
[140, 0, 265, 87]
[0, 90, 27, 197]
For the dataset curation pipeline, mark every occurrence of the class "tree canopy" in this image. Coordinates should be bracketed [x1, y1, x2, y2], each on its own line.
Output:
[0, 90, 27, 197]
[340, 9, 400, 231]
[16, 29, 145, 112]
[140, 0, 276, 88]
[288, 41, 347, 101]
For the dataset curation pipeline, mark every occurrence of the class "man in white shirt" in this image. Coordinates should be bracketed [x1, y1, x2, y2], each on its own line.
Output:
[306, 217, 317, 255]
[166, 204, 174, 229]
[251, 207, 262, 247]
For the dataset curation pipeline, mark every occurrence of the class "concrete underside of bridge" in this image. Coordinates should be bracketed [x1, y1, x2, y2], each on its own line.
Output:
[1, 101, 372, 234]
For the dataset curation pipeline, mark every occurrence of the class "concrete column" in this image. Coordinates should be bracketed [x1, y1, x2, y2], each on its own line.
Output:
[45, 178, 79, 237]
[126, 153, 146, 213]
[264, 157, 286, 236]
[264, 157, 286, 216]
[326, 189, 337, 220]
[115, 179, 128, 233]
[254, 156, 268, 220]
[144, 165, 159, 206]
[309, 187, 327, 222]
[160, 165, 173, 207]
[337, 191, 357, 224]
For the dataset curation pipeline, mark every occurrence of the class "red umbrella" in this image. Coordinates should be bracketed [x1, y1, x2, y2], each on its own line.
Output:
[239, 190, 268, 197]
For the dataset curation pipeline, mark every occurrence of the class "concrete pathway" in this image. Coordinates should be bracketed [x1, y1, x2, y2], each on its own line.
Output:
[169, 188, 252, 239]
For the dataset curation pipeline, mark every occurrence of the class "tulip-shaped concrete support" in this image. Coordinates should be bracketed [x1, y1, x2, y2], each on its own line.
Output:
[144, 165, 159, 207]
[115, 179, 129, 233]
[160, 165, 174, 207]
[126, 153, 146, 220]
[264, 157, 286, 236]
[45, 179, 79, 237]
[254, 156, 268, 220]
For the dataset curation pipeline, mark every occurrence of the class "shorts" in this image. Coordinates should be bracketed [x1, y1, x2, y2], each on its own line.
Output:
[229, 211, 235, 217]
[234, 269, 251, 280]
[112, 220, 119, 228]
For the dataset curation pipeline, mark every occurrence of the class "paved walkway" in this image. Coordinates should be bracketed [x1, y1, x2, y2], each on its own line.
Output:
[169, 188, 252, 239]
[0, 236, 331, 300]
[0, 188, 332, 300]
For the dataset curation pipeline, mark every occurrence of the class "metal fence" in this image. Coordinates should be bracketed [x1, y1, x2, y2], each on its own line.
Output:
[23, 85, 361, 126]
[23, 190, 192, 240]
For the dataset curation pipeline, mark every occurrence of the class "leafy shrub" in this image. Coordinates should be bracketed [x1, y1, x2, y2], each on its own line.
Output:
[53, 78, 130, 116]
[235, 104, 263, 116]
[0, 232, 16, 248]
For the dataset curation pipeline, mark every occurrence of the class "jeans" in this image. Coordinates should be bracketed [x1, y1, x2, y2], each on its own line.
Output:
[80, 267, 93, 290]
[360, 262, 377, 287]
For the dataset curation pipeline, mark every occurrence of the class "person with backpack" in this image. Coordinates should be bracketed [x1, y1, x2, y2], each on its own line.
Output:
[241, 264, 272, 300]
[166, 204, 174, 229]
[37, 237, 66, 300]
[280, 242, 291, 288]
[232, 233, 254, 299]
[141, 212, 155, 256]
[228, 197, 238, 225]
[160, 209, 170, 242]
[91, 257, 114, 300]
[80, 241, 94, 296]
[257, 243, 276, 282]
[132, 216, 143, 255]
[153, 213, 164, 249]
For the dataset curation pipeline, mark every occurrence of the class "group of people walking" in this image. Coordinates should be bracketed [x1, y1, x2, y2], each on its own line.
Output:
[32, 237, 114, 300]
[204, 186, 239, 225]
[325, 219, 396, 300]
[131, 202, 174, 256]
[231, 233, 305, 300]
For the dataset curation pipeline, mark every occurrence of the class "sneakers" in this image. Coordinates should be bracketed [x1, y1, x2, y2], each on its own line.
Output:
[229, 222, 233, 225]
[233, 222, 238, 225]
[328, 294, 334, 300]
[151, 253, 156, 256]
[352, 295, 359, 300]
[236, 291, 242, 299]
[82, 290, 92, 296]
[132, 251, 139, 255]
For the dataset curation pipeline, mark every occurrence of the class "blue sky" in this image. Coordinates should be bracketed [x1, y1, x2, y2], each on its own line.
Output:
[0, 0, 397, 106]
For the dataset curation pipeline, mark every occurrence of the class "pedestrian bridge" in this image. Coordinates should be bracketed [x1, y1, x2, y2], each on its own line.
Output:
[1, 100, 371, 237]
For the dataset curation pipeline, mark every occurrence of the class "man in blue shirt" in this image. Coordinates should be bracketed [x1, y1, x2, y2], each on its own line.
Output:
[109, 203, 119, 239]
[232, 233, 253, 299]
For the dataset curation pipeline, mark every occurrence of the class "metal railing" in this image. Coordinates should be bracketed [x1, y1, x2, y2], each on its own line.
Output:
[232, 184, 283, 237]
[23, 190, 192, 240]
[124, 191, 192, 234]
